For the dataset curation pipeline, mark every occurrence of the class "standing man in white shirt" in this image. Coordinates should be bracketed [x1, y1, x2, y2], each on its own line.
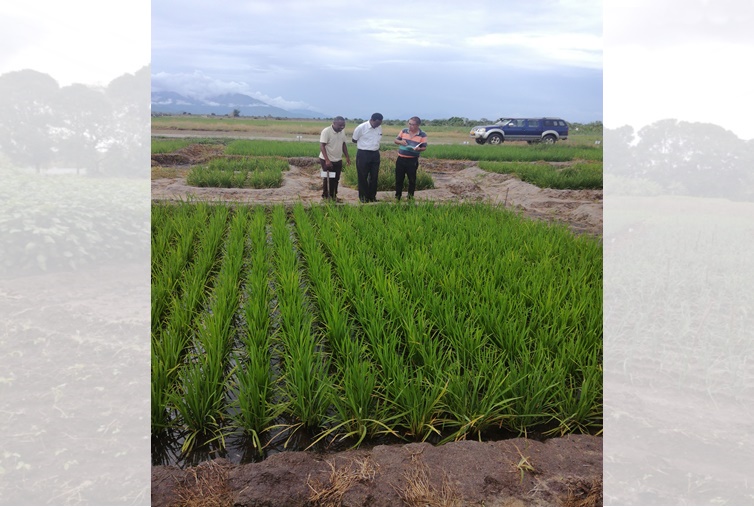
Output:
[351, 112, 383, 202]
[318, 116, 350, 202]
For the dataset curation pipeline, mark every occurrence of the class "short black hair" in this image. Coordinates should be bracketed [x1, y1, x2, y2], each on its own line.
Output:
[370, 113, 383, 121]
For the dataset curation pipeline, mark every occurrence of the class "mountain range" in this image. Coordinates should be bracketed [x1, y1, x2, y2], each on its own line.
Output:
[151, 91, 323, 119]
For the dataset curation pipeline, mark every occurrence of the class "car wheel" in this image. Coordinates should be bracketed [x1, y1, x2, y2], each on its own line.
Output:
[487, 133, 503, 145]
[542, 134, 557, 144]
[475, 138, 486, 145]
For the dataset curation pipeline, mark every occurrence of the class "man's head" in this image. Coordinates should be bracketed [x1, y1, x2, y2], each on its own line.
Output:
[408, 116, 421, 131]
[332, 116, 346, 132]
[369, 112, 383, 128]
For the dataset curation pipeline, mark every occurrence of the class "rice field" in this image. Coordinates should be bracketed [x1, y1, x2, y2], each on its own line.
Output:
[186, 156, 289, 188]
[151, 201, 602, 463]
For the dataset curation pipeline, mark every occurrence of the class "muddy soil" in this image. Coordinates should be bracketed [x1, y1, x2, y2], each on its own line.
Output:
[150, 146, 603, 506]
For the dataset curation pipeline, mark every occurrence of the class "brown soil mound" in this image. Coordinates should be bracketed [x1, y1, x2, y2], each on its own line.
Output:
[152, 436, 602, 507]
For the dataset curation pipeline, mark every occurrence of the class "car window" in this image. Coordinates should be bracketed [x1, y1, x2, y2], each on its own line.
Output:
[526, 119, 540, 127]
[508, 119, 524, 127]
[544, 120, 554, 127]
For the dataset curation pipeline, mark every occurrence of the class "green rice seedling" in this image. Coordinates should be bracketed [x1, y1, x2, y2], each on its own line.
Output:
[232, 346, 280, 449]
[151, 355, 172, 431]
[383, 364, 447, 441]
[317, 353, 400, 447]
[195, 207, 246, 363]
[291, 204, 355, 359]
[246, 168, 283, 188]
[151, 330, 189, 386]
[151, 205, 203, 336]
[550, 349, 603, 435]
[270, 205, 333, 432]
[242, 207, 274, 349]
[152, 205, 228, 434]
[170, 353, 229, 453]
[281, 338, 334, 431]
[440, 348, 519, 441]
[503, 350, 564, 433]
[231, 208, 279, 448]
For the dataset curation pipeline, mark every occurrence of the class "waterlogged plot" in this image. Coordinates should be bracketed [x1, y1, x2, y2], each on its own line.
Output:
[151, 201, 602, 463]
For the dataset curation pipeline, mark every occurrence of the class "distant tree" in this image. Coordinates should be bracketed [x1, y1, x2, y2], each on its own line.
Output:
[232, 108, 240, 117]
[604, 125, 636, 177]
[634, 119, 751, 199]
[54, 83, 112, 175]
[104, 65, 150, 177]
[0, 70, 59, 172]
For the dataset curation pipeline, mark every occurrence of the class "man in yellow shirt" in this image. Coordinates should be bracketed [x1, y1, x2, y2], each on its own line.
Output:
[319, 116, 351, 201]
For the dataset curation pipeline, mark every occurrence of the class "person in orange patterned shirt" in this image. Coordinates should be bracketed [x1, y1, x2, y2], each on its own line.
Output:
[393, 116, 427, 200]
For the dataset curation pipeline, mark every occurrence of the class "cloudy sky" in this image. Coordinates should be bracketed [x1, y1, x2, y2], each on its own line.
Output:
[151, 0, 603, 122]
[1, 2, 751, 138]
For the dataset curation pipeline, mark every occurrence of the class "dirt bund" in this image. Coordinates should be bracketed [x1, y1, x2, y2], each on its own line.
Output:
[152, 435, 602, 507]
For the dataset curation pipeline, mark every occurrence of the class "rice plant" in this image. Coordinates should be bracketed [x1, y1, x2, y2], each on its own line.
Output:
[478, 160, 603, 189]
[186, 156, 287, 188]
[270, 205, 333, 433]
[232, 208, 278, 448]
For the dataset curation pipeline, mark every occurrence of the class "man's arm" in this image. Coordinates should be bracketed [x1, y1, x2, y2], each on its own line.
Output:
[342, 142, 351, 164]
[320, 142, 332, 167]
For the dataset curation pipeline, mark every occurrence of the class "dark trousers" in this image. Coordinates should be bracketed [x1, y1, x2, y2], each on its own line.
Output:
[356, 149, 380, 202]
[319, 159, 342, 199]
[395, 156, 419, 199]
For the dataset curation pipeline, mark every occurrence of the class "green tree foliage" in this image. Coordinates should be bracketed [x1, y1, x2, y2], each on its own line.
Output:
[605, 119, 754, 201]
[0, 65, 150, 177]
[0, 70, 60, 173]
